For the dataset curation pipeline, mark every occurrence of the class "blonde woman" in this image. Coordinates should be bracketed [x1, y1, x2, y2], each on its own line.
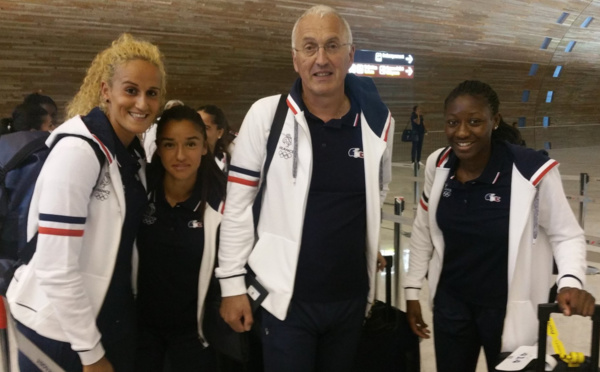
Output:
[7, 33, 166, 372]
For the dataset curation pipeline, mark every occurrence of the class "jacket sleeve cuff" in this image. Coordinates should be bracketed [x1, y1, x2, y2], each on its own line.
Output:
[405, 288, 421, 301]
[557, 276, 583, 291]
[219, 276, 247, 297]
[78, 342, 105, 366]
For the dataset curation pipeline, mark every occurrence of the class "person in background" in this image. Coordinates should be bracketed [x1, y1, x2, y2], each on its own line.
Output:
[0, 103, 54, 135]
[404, 80, 594, 372]
[143, 99, 184, 162]
[216, 5, 394, 372]
[410, 105, 427, 166]
[135, 105, 225, 372]
[493, 115, 525, 146]
[197, 104, 233, 172]
[7, 33, 166, 372]
[23, 92, 59, 129]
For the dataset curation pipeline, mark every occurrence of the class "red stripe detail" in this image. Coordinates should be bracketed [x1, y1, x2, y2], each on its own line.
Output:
[228, 176, 259, 187]
[383, 114, 391, 142]
[532, 161, 558, 186]
[437, 148, 452, 167]
[0, 297, 7, 329]
[91, 135, 112, 164]
[419, 199, 428, 211]
[39, 227, 84, 237]
[286, 97, 297, 115]
[220, 201, 226, 214]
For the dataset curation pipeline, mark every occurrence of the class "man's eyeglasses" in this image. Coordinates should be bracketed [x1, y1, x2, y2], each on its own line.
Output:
[293, 42, 352, 57]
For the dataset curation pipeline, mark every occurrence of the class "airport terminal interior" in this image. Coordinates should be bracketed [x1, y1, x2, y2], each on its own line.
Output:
[1, 0, 600, 371]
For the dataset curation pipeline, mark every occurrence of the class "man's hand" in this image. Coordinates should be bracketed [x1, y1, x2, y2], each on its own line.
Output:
[406, 300, 430, 339]
[83, 356, 114, 372]
[556, 287, 595, 317]
[220, 294, 253, 332]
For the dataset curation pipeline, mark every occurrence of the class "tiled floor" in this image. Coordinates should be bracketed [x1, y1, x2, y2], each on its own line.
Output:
[377, 145, 600, 371]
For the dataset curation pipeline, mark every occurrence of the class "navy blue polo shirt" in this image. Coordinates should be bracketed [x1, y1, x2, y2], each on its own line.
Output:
[436, 141, 512, 308]
[136, 181, 206, 332]
[86, 109, 148, 341]
[293, 85, 369, 302]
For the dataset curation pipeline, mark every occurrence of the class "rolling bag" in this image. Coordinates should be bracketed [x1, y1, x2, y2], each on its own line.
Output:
[352, 255, 420, 372]
[496, 303, 600, 371]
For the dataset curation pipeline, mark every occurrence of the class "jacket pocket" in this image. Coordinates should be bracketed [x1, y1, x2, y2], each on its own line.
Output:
[248, 233, 297, 296]
[502, 300, 537, 352]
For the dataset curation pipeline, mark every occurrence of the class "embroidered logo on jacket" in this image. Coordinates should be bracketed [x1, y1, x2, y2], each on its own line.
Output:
[93, 173, 111, 201]
[442, 186, 452, 198]
[278, 133, 293, 159]
[348, 147, 364, 159]
[485, 193, 501, 202]
[142, 203, 157, 225]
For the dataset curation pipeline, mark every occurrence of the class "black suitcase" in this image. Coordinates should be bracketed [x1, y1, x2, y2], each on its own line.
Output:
[352, 255, 420, 372]
[496, 303, 600, 372]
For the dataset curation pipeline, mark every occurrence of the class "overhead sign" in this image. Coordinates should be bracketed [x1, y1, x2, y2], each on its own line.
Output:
[349, 49, 414, 79]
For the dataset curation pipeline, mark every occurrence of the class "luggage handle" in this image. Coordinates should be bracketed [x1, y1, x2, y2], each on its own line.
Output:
[536, 303, 600, 372]
[383, 255, 393, 306]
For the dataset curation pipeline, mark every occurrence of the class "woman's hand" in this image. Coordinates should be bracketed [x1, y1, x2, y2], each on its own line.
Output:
[406, 300, 430, 338]
[556, 287, 595, 317]
[376, 251, 387, 272]
[83, 357, 114, 372]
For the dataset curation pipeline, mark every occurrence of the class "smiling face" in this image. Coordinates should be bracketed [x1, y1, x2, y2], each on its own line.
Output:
[198, 110, 223, 153]
[101, 59, 161, 146]
[156, 119, 207, 184]
[292, 13, 354, 100]
[445, 94, 499, 166]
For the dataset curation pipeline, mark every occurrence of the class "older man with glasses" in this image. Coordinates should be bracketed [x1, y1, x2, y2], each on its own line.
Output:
[216, 5, 395, 371]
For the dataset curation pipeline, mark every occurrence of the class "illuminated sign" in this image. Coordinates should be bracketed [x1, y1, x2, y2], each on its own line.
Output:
[350, 49, 414, 79]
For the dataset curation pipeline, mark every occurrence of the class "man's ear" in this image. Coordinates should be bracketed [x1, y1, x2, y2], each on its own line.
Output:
[292, 50, 300, 73]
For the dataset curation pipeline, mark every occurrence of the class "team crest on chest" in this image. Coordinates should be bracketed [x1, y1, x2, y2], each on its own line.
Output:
[93, 172, 111, 201]
[278, 133, 293, 159]
[142, 203, 157, 225]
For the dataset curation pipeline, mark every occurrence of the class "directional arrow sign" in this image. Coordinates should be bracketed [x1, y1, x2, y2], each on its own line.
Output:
[349, 63, 415, 79]
[350, 49, 415, 78]
[353, 49, 414, 65]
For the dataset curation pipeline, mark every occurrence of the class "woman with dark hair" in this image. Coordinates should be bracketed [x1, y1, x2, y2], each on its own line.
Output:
[23, 93, 58, 128]
[135, 105, 226, 371]
[0, 103, 53, 135]
[404, 80, 595, 372]
[197, 105, 233, 172]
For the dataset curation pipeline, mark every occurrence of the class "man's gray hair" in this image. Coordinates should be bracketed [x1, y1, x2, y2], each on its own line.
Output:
[164, 99, 184, 110]
[291, 5, 353, 49]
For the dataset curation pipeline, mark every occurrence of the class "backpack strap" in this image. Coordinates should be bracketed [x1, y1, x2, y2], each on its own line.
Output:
[51, 133, 106, 170]
[252, 94, 288, 228]
[0, 136, 48, 183]
[263, 94, 288, 184]
[17, 134, 106, 264]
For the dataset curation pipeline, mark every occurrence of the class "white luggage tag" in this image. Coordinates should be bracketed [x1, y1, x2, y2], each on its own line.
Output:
[495, 345, 557, 371]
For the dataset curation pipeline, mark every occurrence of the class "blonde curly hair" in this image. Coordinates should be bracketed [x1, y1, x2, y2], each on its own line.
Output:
[66, 33, 166, 118]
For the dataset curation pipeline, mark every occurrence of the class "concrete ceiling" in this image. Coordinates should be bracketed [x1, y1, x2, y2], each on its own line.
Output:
[1, 0, 599, 149]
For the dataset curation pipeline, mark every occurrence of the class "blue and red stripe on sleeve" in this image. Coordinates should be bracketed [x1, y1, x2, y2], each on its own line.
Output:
[228, 165, 260, 187]
[38, 213, 86, 237]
